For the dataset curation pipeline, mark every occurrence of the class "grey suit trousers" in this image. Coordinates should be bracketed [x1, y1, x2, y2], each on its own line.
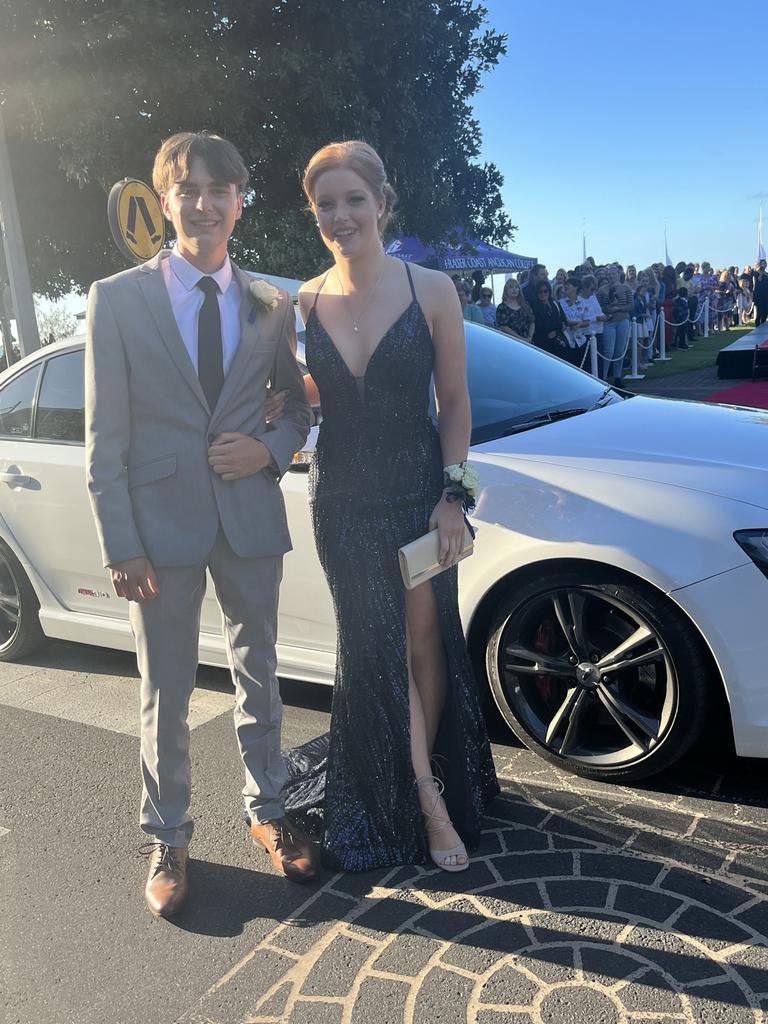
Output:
[131, 531, 288, 848]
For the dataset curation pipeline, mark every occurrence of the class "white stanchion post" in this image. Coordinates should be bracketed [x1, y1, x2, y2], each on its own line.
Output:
[624, 319, 645, 380]
[589, 333, 598, 377]
[657, 314, 670, 361]
[703, 297, 709, 338]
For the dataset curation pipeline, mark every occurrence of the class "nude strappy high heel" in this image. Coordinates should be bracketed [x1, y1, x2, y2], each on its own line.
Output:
[416, 776, 469, 873]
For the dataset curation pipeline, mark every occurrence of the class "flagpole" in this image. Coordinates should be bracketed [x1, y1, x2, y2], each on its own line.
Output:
[758, 204, 766, 263]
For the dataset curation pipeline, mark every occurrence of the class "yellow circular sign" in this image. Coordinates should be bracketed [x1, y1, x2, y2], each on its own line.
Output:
[107, 178, 165, 263]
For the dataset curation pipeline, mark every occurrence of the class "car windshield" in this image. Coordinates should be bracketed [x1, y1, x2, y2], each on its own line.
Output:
[465, 323, 624, 444]
[295, 323, 624, 444]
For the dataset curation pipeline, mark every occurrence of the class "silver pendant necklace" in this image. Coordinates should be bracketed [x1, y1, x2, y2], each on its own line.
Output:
[336, 262, 387, 333]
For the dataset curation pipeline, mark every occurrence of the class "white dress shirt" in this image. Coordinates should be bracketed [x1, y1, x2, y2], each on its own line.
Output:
[160, 248, 241, 375]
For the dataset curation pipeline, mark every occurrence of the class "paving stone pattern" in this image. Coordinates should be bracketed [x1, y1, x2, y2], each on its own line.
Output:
[178, 764, 768, 1024]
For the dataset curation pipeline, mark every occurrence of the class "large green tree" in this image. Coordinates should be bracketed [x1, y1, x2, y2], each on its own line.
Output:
[0, 0, 512, 297]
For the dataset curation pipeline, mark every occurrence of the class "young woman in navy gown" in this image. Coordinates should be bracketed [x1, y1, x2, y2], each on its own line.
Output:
[285, 141, 498, 873]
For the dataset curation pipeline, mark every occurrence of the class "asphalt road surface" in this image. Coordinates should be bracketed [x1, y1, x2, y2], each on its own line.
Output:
[1, 641, 767, 1024]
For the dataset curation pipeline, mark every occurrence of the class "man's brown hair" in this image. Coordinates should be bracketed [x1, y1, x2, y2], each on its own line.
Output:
[152, 132, 249, 194]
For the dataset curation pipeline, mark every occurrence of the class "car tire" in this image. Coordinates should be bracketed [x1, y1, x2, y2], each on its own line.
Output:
[485, 568, 715, 783]
[0, 540, 45, 661]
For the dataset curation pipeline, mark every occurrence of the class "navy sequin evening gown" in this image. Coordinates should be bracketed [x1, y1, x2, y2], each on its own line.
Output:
[284, 264, 499, 871]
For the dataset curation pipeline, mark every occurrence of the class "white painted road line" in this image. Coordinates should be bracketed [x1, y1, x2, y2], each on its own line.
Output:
[0, 660, 234, 737]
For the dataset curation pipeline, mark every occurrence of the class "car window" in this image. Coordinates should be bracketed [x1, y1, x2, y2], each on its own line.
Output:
[465, 323, 620, 443]
[295, 321, 620, 445]
[0, 363, 41, 438]
[35, 350, 85, 444]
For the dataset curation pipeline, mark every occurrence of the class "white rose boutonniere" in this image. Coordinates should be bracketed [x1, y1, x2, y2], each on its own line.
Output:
[247, 278, 282, 322]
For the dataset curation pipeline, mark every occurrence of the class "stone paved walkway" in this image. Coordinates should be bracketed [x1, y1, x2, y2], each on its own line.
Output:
[177, 753, 768, 1024]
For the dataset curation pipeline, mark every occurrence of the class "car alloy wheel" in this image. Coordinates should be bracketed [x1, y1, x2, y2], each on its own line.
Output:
[0, 541, 45, 661]
[0, 548, 21, 649]
[486, 570, 714, 782]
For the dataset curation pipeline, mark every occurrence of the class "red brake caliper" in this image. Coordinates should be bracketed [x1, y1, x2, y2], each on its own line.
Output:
[533, 618, 560, 704]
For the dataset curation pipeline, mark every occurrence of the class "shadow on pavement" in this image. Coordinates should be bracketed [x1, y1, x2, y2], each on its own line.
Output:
[170, 860, 338, 938]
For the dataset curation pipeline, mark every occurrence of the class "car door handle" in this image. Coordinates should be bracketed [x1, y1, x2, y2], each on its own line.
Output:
[0, 471, 32, 487]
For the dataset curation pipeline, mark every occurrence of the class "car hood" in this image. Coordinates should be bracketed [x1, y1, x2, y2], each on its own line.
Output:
[473, 394, 768, 512]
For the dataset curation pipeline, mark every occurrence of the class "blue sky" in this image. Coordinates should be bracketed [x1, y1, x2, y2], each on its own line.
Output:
[476, 0, 766, 273]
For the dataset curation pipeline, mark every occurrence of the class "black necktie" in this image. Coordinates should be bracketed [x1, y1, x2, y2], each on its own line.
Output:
[196, 276, 224, 411]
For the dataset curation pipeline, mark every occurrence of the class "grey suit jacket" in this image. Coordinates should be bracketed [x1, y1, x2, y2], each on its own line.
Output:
[85, 252, 311, 568]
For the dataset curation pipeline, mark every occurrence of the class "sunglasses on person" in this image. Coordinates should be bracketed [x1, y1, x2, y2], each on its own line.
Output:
[480, 291, 492, 298]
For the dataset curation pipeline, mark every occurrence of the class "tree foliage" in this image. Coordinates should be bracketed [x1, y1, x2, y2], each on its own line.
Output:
[0, 0, 512, 297]
[34, 300, 78, 343]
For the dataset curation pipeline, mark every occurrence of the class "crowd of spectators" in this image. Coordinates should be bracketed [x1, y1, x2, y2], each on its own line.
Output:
[455, 258, 768, 385]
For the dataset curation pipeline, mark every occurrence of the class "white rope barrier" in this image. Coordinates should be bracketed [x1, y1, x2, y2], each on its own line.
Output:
[569, 293, 750, 384]
[662, 298, 738, 328]
[636, 315, 658, 355]
[572, 334, 599, 374]
[614, 330, 632, 365]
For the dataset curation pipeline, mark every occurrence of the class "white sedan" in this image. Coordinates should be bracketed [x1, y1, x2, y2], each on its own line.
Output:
[0, 323, 766, 783]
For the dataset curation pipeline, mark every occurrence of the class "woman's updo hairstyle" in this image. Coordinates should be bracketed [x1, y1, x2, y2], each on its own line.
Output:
[303, 140, 397, 234]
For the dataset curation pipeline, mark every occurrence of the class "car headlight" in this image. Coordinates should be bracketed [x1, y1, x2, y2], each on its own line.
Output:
[734, 529, 768, 579]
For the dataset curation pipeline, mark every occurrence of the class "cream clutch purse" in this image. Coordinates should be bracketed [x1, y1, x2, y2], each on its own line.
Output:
[398, 522, 475, 590]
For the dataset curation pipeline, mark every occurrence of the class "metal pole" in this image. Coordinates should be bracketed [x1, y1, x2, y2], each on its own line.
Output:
[624, 319, 645, 380]
[0, 292, 14, 371]
[657, 312, 670, 361]
[0, 109, 40, 355]
[0, 243, 16, 368]
[589, 333, 598, 377]
[703, 296, 710, 338]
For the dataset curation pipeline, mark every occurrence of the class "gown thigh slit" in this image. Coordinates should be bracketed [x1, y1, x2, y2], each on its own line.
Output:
[404, 586, 449, 753]
[283, 268, 499, 872]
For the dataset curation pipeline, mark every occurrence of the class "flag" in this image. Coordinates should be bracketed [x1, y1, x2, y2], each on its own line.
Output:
[664, 228, 672, 267]
[759, 205, 766, 262]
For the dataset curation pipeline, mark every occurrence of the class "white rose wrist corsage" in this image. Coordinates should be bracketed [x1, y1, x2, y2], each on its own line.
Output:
[442, 461, 480, 512]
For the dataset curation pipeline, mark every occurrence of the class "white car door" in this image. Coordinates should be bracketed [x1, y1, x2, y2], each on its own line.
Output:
[0, 347, 120, 619]
[278, 436, 337, 660]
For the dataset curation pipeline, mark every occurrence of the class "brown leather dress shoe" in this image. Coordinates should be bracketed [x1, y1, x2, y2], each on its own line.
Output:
[250, 816, 319, 883]
[141, 843, 189, 917]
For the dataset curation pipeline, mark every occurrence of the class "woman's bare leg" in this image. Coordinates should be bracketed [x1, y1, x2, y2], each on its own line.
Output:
[406, 582, 448, 748]
[406, 583, 466, 867]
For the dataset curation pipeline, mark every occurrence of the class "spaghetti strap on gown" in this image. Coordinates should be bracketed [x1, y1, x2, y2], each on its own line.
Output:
[283, 265, 499, 871]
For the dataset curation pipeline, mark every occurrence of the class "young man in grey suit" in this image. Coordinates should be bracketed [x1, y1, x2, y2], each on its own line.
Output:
[85, 132, 317, 917]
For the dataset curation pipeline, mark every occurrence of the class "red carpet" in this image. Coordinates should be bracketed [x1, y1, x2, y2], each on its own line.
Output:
[704, 381, 768, 409]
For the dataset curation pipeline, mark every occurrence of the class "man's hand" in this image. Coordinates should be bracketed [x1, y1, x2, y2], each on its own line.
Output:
[208, 433, 274, 481]
[265, 387, 288, 424]
[109, 557, 158, 602]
